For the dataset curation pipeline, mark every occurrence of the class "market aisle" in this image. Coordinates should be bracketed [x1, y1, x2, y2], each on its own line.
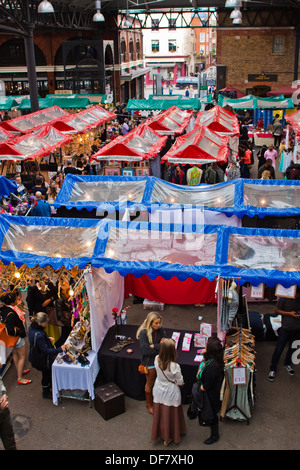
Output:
[1, 299, 300, 451]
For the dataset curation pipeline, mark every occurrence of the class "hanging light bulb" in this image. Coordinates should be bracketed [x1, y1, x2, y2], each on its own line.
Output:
[93, 0, 105, 22]
[232, 17, 243, 24]
[230, 7, 242, 19]
[38, 0, 54, 13]
[124, 11, 133, 28]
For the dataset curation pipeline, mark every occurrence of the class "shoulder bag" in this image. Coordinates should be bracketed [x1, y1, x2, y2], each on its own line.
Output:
[30, 332, 48, 371]
[0, 311, 20, 348]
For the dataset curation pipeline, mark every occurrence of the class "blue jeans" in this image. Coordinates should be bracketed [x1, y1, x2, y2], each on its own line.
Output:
[270, 328, 300, 371]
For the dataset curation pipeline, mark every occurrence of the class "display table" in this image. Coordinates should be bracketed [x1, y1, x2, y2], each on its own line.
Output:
[52, 350, 100, 406]
[97, 324, 200, 405]
[248, 131, 274, 147]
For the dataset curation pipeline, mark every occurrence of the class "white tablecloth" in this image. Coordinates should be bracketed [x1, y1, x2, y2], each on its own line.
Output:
[248, 132, 274, 147]
[52, 350, 100, 405]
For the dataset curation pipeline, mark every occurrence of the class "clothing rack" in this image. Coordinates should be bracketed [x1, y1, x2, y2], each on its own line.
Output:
[221, 326, 256, 424]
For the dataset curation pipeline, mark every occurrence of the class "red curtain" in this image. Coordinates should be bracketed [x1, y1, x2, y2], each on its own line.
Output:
[124, 273, 216, 305]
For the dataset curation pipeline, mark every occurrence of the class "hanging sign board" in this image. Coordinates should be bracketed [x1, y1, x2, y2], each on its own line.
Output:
[250, 283, 265, 299]
[275, 284, 297, 298]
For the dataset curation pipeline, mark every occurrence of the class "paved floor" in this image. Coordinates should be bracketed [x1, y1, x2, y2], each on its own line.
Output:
[1, 297, 300, 452]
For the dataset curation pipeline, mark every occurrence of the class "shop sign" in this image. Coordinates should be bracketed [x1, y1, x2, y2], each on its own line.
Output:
[248, 73, 278, 82]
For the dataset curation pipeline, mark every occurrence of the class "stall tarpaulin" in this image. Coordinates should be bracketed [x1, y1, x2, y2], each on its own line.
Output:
[126, 95, 202, 111]
[0, 176, 17, 196]
[90, 123, 168, 163]
[0, 106, 69, 135]
[267, 85, 300, 100]
[218, 94, 294, 110]
[33, 125, 73, 150]
[6, 127, 72, 161]
[0, 214, 299, 288]
[0, 98, 18, 111]
[161, 124, 229, 165]
[125, 274, 216, 304]
[0, 142, 26, 161]
[219, 85, 246, 99]
[55, 105, 115, 135]
[0, 128, 14, 142]
[196, 105, 240, 136]
[17, 97, 91, 111]
[146, 106, 193, 136]
[54, 176, 300, 219]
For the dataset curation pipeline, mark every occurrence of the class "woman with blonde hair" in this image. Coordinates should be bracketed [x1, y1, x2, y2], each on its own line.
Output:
[28, 311, 66, 399]
[151, 338, 186, 446]
[136, 312, 166, 414]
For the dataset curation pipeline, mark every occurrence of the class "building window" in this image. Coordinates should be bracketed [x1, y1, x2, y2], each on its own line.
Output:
[273, 35, 284, 53]
[152, 40, 159, 52]
[168, 39, 176, 52]
[168, 18, 176, 30]
[151, 19, 159, 31]
[200, 32, 206, 43]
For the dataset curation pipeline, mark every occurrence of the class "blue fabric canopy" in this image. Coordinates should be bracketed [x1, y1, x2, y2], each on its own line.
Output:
[54, 175, 300, 219]
[0, 176, 17, 197]
[0, 213, 299, 288]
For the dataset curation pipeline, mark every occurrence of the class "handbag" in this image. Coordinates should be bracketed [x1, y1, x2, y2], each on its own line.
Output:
[0, 312, 20, 348]
[138, 364, 149, 375]
[30, 332, 48, 371]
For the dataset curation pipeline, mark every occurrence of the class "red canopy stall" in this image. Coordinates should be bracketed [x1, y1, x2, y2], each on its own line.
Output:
[91, 124, 168, 163]
[161, 124, 230, 165]
[195, 105, 240, 136]
[146, 106, 193, 136]
[0, 106, 69, 135]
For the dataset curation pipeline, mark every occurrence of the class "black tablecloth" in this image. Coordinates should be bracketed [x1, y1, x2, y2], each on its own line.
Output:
[97, 324, 200, 404]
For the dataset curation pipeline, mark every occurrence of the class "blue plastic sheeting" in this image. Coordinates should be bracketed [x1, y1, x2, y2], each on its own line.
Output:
[54, 175, 300, 219]
[0, 176, 17, 197]
[0, 213, 299, 287]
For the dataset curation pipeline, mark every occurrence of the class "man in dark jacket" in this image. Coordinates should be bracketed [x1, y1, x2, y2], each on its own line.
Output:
[258, 158, 275, 179]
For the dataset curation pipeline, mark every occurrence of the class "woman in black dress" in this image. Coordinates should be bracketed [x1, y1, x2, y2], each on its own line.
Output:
[196, 336, 224, 445]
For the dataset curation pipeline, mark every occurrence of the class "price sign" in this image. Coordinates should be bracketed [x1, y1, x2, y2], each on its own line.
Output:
[250, 283, 265, 299]
[233, 367, 247, 385]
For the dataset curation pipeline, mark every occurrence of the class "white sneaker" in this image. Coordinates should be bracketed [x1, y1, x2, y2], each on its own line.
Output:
[285, 365, 295, 376]
[268, 370, 276, 382]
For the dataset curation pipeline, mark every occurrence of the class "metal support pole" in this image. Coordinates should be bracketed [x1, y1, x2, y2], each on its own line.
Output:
[294, 27, 300, 82]
[23, 23, 39, 112]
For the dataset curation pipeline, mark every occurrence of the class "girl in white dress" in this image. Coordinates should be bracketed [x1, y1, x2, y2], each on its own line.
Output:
[151, 338, 186, 446]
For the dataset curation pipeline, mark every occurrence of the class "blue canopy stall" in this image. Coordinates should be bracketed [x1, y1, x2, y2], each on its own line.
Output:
[1, 213, 299, 407]
[53, 175, 300, 222]
[0, 213, 299, 286]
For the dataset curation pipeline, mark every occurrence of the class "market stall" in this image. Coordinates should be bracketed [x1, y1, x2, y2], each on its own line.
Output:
[54, 175, 300, 221]
[0, 106, 69, 135]
[195, 105, 240, 137]
[145, 106, 193, 136]
[160, 124, 230, 166]
[17, 97, 91, 111]
[126, 94, 203, 112]
[90, 123, 168, 176]
[0, 213, 299, 410]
